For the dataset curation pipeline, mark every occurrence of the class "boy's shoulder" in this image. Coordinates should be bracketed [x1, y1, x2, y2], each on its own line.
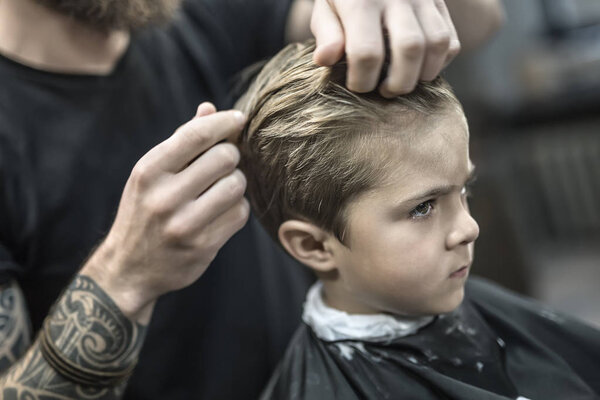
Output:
[463, 276, 552, 323]
[466, 276, 600, 393]
[260, 324, 358, 400]
[464, 276, 599, 338]
[260, 323, 444, 400]
[262, 278, 600, 400]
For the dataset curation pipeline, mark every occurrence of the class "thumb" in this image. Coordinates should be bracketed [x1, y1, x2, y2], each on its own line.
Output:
[311, 0, 345, 66]
[195, 102, 217, 118]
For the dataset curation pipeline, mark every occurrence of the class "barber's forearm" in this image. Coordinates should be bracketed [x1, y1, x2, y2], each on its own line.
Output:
[81, 241, 157, 325]
[0, 275, 147, 399]
[0, 281, 32, 373]
[1, 342, 129, 399]
[446, 0, 505, 52]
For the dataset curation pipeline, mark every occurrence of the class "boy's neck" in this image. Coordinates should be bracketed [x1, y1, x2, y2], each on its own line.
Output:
[0, 0, 129, 75]
[321, 279, 383, 315]
[303, 281, 435, 342]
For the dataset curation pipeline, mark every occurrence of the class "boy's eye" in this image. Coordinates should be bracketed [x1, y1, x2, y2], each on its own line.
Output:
[410, 201, 434, 219]
[461, 185, 471, 197]
[462, 174, 477, 198]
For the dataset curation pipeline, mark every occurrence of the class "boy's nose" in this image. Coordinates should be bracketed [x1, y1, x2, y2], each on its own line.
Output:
[446, 207, 480, 249]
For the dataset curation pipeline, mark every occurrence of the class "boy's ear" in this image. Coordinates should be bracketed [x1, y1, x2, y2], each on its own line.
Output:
[278, 220, 337, 273]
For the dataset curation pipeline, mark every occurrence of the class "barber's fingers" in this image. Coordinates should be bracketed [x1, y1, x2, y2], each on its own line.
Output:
[200, 198, 250, 249]
[173, 142, 240, 200]
[164, 195, 250, 279]
[191, 169, 247, 229]
[311, 0, 345, 66]
[379, 1, 424, 97]
[415, 0, 453, 81]
[436, 0, 461, 67]
[146, 109, 245, 174]
[311, 0, 461, 96]
[195, 102, 217, 118]
[338, 1, 385, 92]
[166, 170, 248, 243]
[193, 197, 251, 266]
[163, 169, 247, 245]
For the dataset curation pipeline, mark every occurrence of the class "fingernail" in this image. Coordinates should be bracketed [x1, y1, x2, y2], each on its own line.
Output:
[379, 88, 393, 98]
[315, 42, 343, 66]
[379, 79, 393, 98]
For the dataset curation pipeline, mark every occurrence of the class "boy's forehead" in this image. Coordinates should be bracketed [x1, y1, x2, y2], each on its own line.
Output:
[371, 108, 471, 191]
[373, 103, 467, 147]
[385, 102, 468, 137]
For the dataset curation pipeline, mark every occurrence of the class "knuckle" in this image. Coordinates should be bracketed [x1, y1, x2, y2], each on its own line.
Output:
[387, 81, 417, 95]
[194, 132, 211, 150]
[164, 220, 189, 242]
[448, 39, 461, 56]
[150, 140, 178, 170]
[206, 239, 222, 257]
[427, 31, 451, 51]
[197, 233, 220, 256]
[130, 159, 155, 188]
[215, 144, 240, 170]
[347, 46, 383, 67]
[199, 251, 218, 268]
[433, 0, 446, 10]
[185, 120, 211, 148]
[235, 200, 251, 226]
[399, 36, 425, 59]
[144, 195, 172, 217]
[349, 0, 371, 11]
[224, 171, 247, 198]
[195, 231, 209, 249]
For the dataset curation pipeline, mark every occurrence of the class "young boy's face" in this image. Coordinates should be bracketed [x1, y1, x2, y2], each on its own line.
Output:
[328, 107, 479, 317]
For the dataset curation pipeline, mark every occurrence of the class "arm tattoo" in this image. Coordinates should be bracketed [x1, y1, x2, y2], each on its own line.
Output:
[0, 275, 147, 399]
[0, 281, 32, 372]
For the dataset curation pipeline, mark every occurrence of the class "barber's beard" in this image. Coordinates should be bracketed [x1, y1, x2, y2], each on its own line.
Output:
[35, 0, 182, 32]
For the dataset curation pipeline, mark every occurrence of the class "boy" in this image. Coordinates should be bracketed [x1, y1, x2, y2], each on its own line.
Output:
[235, 41, 600, 400]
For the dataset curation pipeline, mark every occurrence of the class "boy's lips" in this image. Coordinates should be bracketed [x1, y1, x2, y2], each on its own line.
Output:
[449, 265, 470, 278]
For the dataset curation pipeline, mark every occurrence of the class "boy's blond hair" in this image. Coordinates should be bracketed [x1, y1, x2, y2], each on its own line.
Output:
[236, 40, 461, 243]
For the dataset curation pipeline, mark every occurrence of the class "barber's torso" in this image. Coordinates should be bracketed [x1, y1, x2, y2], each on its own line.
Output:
[0, 1, 311, 398]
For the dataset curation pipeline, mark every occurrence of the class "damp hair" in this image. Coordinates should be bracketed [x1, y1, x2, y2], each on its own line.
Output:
[235, 40, 462, 244]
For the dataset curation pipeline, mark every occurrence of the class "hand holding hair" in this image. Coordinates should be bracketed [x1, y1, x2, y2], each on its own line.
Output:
[81, 103, 250, 324]
[310, 0, 504, 98]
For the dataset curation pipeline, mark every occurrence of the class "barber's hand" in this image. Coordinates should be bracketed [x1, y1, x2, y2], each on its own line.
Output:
[311, 0, 460, 97]
[82, 103, 250, 322]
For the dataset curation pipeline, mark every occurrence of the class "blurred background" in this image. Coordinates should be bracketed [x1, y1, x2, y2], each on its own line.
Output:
[445, 0, 600, 327]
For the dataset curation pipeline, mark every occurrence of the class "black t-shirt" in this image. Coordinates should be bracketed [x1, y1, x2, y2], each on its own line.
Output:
[0, 1, 313, 398]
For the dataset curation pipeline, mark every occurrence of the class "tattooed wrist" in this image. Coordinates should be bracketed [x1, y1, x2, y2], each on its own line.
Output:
[0, 275, 147, 399]
[39, 274, 147, 387]
[0, 281, 31, 372]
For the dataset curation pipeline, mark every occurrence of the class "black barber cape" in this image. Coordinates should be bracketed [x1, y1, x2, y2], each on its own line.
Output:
[262, 278, 600, 400]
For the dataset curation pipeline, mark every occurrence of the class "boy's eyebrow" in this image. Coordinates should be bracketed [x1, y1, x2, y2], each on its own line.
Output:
[401, 165, 477, 205]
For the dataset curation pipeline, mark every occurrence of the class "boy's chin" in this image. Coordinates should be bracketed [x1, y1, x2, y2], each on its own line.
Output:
[436, 287, 466, 315]
[405, 287, 466, 317]
[386, 295, 465, 318]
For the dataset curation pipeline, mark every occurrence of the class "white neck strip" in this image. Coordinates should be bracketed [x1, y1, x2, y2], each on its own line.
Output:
[302, 281, 435, 342]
